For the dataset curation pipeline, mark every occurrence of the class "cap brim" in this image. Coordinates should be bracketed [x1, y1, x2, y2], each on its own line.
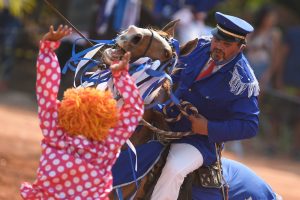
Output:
[211, 28, 241, 42]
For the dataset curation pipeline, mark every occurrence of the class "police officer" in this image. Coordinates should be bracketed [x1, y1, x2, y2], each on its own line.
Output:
[151, 12, 260, 200]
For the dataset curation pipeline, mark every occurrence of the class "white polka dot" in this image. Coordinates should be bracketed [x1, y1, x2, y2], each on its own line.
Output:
[68, 189, 75, 195]
[117, 81, 124, 87]
[58, 192, 65, 198]
[43, 121, 50, 127]
[46, 69, 52, 76]
[43, 181, 50, 187]
[74, 197, 81, 200]
[37, 73, 41, 80]
[70, 169, 76, 176]
[53, 86, 59, 93]
[125, 85, 131, 91]
[46, 102, 51, 108]
[49, 130, 54, 137]
[74, 139, 80, 145]
[79, 166, 86, 172]
[76, 185, 83, 192]
[62, 154, 69, 161]
[41, 159, 47, 166]
[45, 165, 52, 172]
[56, 129, 63, 136]
[84, 153, 91, 159]
[53, 159, 60, 165]
[73, 177, 80, 184]
[116, 130, 122, 135]
[94, 178, 100, 184]
[124, 118, 130, 125]
[51, 74, 58, 80]
[42, 129, 48, 136]
[58, 141, 65, 147]
[57, 166, 64, 172]
[84, 182, 92, 188]
[40, 64, 45, 71]
[133, 90, 138, 97]
[123, 92, 129, 99]
[52, 178, 59, 183]
[46, 148, 52, 154]
[75, 158, 82, 165]
[41, 77, 46, 84]
[61, 173, 68, 180]
[83, 140, 89, 146]
[131, 116, 137, 123]
[55, 184, 62, 191]
[49, 153, 56, 159]
[64, 181, 71, 187]
[46, 82, 52, 89]
[37, 86, 42, 93]
[82, 174, 89, 181]
[123, 111, 129, 117]
[130, 97, 135, 104]
[82, 191, 88, 197]
[44, 57, 50, 63]
[52, 112, 58, 118]
[109, 144, 115, 150]
[108, 152, 114, 159]
[49, 171, 56, 177]
[45, 112, 50, 119]
[66, 161, 73, 168]
[51, 61, 57, 68]
[39, 98, 45, 105]
[90, 170, 97, 177]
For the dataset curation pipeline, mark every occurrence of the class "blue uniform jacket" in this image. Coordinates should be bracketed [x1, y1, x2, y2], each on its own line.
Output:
[167, 38, 260, 166]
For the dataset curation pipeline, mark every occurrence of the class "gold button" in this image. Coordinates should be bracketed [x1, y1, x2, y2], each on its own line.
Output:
[188, 88, 192, 92]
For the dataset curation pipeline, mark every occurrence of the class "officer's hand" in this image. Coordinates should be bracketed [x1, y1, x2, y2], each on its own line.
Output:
[189, 114, 208, 135]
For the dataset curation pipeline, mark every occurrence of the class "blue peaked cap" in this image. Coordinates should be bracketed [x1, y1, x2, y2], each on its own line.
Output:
[211, 12, 254, 42]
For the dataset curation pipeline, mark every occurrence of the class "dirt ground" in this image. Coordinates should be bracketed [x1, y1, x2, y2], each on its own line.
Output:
[0, 91, 300, 200]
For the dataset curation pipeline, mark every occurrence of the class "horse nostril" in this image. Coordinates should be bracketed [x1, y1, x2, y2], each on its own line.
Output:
[131, 34, 142, 45]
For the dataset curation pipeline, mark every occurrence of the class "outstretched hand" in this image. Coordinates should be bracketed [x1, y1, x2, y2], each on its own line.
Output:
[110, 52, 131, 73]
[42, 25, 72, 42]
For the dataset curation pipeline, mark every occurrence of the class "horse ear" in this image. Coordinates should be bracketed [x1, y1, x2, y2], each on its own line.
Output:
[179, 38, 198, 56]
[161, 19, 180, 37]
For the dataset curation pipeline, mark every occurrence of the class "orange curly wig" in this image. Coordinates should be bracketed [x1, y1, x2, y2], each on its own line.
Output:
[58, 87, 119, 141]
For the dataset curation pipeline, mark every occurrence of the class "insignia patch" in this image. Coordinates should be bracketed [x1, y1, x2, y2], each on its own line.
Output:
[229, 60, 260, 97]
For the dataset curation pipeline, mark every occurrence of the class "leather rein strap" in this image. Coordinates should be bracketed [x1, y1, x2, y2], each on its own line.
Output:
[141, 29, 154, 58]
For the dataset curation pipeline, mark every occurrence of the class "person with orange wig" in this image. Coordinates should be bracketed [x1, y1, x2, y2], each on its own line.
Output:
[20, 25, 144, 199]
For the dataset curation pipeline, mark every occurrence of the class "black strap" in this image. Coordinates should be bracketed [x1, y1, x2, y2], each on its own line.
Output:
[141, 29, 154, 58]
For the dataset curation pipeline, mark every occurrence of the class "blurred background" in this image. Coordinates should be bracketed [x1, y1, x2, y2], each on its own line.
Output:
[0, 0, 300, 199]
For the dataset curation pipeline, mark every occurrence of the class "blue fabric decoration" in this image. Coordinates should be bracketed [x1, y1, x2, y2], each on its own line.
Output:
[112, 141, 164, 187]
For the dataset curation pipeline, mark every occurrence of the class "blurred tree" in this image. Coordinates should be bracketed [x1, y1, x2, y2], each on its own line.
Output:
[0, 0, 36, 18]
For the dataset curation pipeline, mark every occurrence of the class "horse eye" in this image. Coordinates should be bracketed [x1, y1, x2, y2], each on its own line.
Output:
[131, 34, 142, 44]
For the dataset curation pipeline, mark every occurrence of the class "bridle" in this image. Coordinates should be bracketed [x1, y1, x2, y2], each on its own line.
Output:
[141, 29, 154, 58]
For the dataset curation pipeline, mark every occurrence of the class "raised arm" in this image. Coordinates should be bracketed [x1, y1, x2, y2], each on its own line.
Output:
[37, 25, 72, 138]
[106, 52, 144, 148]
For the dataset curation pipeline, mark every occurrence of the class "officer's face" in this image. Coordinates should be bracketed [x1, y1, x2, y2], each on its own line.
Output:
[210, 37, 242, 63]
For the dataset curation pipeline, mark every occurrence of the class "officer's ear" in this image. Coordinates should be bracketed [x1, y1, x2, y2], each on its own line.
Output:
[239, 43, 246, 51]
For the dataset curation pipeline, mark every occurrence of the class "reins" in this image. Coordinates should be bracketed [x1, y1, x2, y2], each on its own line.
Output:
[141, 29, 154, 58]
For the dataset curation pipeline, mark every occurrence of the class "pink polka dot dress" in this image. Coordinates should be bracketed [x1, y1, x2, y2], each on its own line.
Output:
[20, 40, 144, 199]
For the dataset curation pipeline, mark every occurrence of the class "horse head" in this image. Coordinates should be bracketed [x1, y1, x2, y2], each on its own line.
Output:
[102, 19, 199, 65]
